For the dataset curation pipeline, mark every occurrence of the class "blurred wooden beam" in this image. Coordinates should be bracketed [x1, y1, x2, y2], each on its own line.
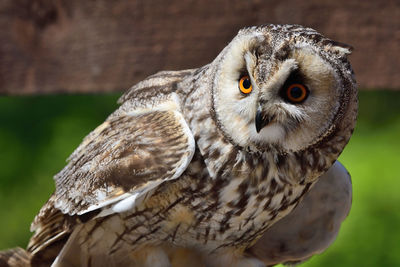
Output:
[0, 0, 399, 94]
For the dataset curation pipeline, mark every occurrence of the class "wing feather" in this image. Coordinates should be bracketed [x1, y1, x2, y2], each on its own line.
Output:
[42, 70, 196, 217]
[53, 95, 195, 216]
[29, 70, 195, 261]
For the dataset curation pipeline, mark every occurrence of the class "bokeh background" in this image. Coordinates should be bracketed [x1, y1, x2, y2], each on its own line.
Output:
[0, 0, 399, 266]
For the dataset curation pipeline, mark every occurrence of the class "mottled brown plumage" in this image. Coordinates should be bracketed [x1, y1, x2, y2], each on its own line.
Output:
[0, 24, 357, 267]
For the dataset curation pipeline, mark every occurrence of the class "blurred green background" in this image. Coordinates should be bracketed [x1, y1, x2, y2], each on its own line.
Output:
[0, 91, 399, 266]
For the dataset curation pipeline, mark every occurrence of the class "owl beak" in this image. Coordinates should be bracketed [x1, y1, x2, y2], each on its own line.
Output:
[255, 109, 271, 133]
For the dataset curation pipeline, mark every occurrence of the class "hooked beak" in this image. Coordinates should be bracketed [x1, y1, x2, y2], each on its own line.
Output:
[255, 109, 272, 133]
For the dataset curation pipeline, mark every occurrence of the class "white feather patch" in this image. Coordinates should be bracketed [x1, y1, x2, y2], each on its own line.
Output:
[111, 193, 140, 213]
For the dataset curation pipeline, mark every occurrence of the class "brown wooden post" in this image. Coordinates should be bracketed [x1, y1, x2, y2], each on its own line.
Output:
[0, 0, 399, 94]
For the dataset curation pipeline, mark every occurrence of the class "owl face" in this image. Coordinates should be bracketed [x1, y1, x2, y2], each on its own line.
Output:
[212, 26, 352, 153]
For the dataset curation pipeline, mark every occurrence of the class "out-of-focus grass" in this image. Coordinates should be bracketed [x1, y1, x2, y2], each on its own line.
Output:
[0, 91, 399, 266]
[0, 94, 120, 249]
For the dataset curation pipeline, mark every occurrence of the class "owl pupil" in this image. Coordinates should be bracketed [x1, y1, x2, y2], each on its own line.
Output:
[290, 86, 303, 99]
[242, 79, 251, 89]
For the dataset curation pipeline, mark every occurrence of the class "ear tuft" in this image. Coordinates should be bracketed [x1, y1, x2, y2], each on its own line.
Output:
[324, 40, 353, 56]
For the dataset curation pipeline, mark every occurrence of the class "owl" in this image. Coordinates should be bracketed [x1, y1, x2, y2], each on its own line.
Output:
[0, 24, 357, 267]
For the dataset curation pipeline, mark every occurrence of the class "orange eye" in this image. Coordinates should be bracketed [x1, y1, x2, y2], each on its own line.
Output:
[239, 75, 252, 94]
[286, 83, 309, 103]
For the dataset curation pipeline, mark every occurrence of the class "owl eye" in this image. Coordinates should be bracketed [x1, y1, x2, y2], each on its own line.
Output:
[285, 83, 309, 103]
[239, 75, 253, 94]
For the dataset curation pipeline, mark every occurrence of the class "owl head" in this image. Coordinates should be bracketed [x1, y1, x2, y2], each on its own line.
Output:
[211, 24, 357, 154]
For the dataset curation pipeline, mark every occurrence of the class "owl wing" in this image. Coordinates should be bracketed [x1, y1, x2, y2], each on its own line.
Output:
[51, 72, 195, 217]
